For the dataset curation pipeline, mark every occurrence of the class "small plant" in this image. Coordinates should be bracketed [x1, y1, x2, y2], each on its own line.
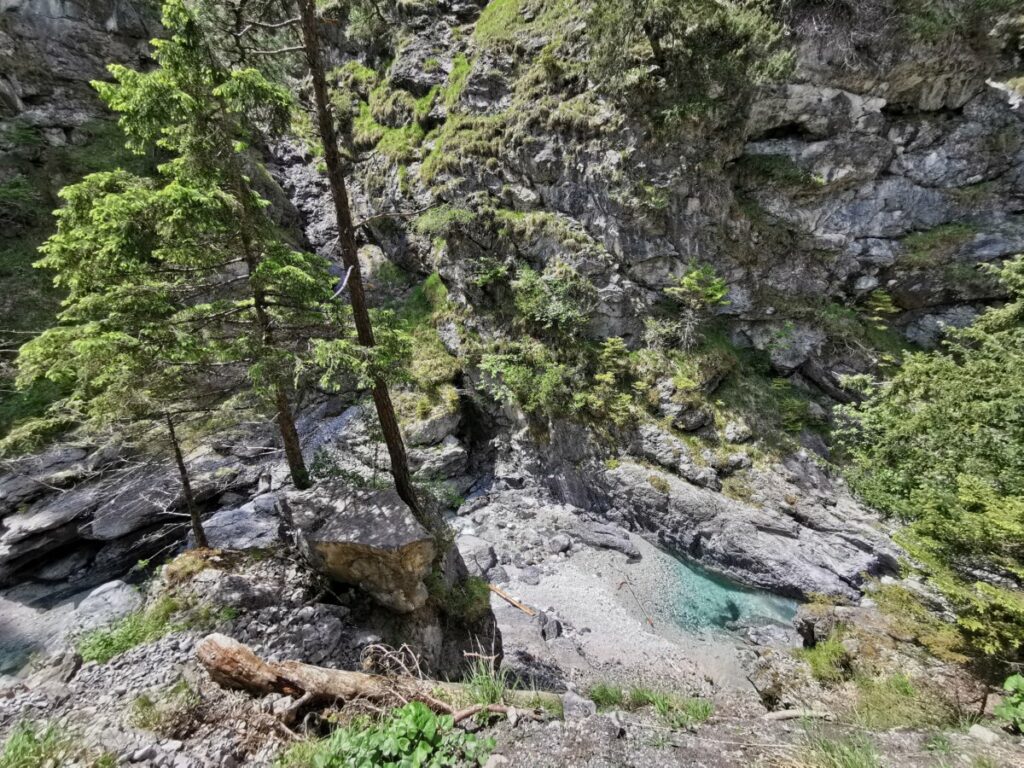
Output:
[429, 575, 492, 624]
[648, 475, 670, 494]
[924, 732, 951, 754]
[626, 688, 713, 728]
[465, 658, 511, 706]
[795, 631, 850, 684]
[164, 550, 213, 584]
[0, 722, 75, 768]
[511, 261, 596, 337]
[799, 732, 880, 768]
[76, 596, 180, 663]
[129, 680, 201, 737]
[277, 701, 492, 767]
[413, 205, 476, 237]
[995, 673, 1024, 732]
[851, 674, 955, 730]
[589, 683, 625, 711]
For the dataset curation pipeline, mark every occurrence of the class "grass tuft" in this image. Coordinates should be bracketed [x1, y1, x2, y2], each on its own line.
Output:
[76, 596, 180, 663]
[0, 722, 75, 768]
[795, 632, 850, 684]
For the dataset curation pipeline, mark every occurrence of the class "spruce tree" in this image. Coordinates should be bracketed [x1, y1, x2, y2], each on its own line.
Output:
[17, 1, 338, 493]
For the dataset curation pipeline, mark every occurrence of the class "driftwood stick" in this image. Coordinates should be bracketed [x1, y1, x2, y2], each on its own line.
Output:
[488, 584, 537, 617]
[763, 709, 835, 721]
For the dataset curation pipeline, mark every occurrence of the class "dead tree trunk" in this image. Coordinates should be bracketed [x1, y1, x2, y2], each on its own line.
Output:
[196, 633, 556, 724]
[166, 413, 208, 549]
[295, 0, 418, 515]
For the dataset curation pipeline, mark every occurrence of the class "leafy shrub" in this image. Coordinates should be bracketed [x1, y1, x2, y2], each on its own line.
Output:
[76, 596, 180, 663]
[995, 673, 1024, 732]
[570, 337, 637, 427]
[511, 261, 596, 338]
[276, 701, 493, 767]
[479, 339, 571, 415]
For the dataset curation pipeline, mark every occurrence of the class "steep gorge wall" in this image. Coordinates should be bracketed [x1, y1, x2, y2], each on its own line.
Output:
[2, 0, 1023, 606]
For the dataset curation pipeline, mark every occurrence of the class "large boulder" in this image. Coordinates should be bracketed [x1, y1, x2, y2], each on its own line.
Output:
[281, 484, 435, 613]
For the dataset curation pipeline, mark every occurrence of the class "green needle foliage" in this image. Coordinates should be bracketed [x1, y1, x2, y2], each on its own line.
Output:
[15, 0, 340, 488]
[588, 0, 793, 124]
[841, 256, 1024, 658]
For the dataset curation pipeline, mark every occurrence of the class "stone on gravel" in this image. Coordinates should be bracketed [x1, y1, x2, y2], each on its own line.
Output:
[547, 534, 572, 554]
[457, 535, 497, 578]
[575, 523, 641, 562]
[281, 484, 435, 612]
[967, 724, 999, 745]
[561, 691, 597, 720]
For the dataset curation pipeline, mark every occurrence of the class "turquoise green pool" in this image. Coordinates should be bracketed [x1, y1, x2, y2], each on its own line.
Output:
[670, 557, 798, 631]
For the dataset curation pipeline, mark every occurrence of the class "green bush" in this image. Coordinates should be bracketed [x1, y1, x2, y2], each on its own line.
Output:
[479, 339, 571, 415]
[995, 673, 1024, 732]
[588, 0, 792, 123]
[511, 261, 595, 337]
[276, 701, 493, 767]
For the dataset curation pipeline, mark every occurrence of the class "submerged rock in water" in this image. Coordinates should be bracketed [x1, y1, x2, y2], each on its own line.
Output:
[281, 484, 435, 613]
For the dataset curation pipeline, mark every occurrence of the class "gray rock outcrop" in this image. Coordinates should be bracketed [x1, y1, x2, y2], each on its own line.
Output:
[281, 484, 436, 613]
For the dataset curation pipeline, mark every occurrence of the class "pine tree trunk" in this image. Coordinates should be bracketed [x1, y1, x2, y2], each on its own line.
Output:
[297, 0, 419, 514]
[166, 413, 208, 549]
[275, 384, 311, 490]
[233, 173, 312, 491]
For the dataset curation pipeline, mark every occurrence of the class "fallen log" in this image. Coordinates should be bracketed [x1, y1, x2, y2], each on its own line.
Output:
[195, 633, 558, 724]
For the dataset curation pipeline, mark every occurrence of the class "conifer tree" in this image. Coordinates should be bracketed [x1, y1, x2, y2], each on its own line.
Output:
[17, 1, 338, 493]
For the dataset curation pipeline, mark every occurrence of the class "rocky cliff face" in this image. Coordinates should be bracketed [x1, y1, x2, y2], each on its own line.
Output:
[274, 0, 1022, 599]
[3, 0, 1022, 615]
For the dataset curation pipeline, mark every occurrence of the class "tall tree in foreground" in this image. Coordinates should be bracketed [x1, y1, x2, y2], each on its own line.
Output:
[294, 0, 421, 516]
[17, 0, 338, 492]
[842, 256, 1024, 659]
[98, 0, 343, 490]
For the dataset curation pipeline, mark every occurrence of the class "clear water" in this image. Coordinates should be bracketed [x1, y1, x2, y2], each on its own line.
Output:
[669, 556, 797, 631]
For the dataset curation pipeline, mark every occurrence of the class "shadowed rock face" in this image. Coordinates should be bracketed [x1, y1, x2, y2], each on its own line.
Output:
[281, 484, 436, 613]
